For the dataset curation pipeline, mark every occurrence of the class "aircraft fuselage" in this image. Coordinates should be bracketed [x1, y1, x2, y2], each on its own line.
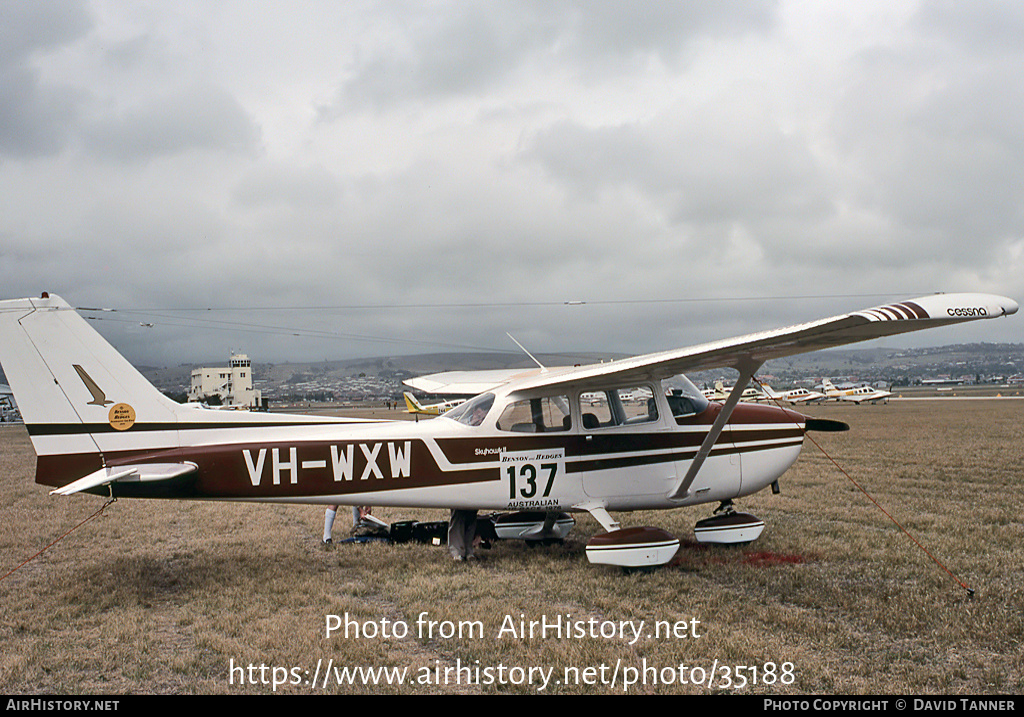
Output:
[31, 399, 806, 514]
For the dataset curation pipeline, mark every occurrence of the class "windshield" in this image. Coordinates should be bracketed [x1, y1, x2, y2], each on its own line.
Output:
[442, 393, 495, 426]
[661, 375, 709, 417]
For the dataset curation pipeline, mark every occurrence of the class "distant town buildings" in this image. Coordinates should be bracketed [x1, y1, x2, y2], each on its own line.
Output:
[188, 353, 264, 409]
[135, 343, 1020, 407]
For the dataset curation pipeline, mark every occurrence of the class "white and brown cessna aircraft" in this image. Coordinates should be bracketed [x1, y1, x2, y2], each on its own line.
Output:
[0, 292, 1016, 568]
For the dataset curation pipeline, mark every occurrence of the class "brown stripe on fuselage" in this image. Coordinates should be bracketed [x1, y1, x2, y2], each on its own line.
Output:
[37, 438, 494, 499]
[26, 419, 366, 436]
[35, 452, 106, 488]
[569, 436, 803, 473]
[435, 402, 805, 465]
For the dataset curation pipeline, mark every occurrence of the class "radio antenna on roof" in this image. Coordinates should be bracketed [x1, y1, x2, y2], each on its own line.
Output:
[507, 333, 547, 373]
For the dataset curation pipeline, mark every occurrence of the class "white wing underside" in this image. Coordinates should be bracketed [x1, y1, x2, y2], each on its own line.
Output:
[404, 368, 545, 396]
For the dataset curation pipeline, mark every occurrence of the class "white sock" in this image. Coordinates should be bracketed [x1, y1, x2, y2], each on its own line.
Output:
[323, 508, 337, 541]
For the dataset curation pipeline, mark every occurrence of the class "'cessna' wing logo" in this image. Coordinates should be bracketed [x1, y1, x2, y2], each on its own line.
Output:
[73, 365, 113, 406]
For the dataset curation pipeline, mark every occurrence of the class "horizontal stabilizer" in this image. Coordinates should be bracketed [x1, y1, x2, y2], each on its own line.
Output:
[50, 462, 198, 496]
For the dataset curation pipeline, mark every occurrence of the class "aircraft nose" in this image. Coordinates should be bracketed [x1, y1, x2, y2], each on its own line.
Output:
[1003, 297, 1019, 316]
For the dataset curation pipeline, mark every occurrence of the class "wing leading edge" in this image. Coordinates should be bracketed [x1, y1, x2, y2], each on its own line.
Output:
[420, 293, 1017, 396]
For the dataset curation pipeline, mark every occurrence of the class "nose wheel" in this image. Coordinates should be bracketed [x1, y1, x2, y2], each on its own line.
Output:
[694, 501, 765, 545]
[580, 504, 680, 569]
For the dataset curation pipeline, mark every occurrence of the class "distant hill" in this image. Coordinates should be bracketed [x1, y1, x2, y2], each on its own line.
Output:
[3, 343, 1020, 397]
[757, 342, 1022, 387]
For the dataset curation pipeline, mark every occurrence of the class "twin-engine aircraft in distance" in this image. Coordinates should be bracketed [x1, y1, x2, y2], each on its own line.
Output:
[759, 385, 826, 405]
[0, 292, 1017, 568]
[820, 378, 893, 404]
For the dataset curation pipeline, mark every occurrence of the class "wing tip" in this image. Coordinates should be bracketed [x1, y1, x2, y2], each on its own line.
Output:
[858, 293, 1018, 322]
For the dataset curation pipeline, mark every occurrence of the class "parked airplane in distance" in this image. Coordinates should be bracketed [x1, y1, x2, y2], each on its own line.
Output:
[701, 380, 766, 403]
[403, 391, 464, 416]
[760, 385, 826, 404]
[821, 379, 893, 404]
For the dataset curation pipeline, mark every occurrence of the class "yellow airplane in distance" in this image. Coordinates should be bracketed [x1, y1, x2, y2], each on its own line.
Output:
[403, 391, 465, 415]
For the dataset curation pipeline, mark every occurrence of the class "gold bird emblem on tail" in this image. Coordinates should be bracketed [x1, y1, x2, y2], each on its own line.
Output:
[73, 364, 113, 406]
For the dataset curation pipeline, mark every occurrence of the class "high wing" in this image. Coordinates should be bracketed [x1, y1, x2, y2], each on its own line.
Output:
[413, 294, 1017, 396]
[404, 368, 546, 396]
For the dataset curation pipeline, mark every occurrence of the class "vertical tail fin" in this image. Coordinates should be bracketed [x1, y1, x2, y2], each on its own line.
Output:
[403, 391, 426, 413]
[0, 294, 181, 427]
[0, 294, 183, 481]
[1, 293, 355, 492]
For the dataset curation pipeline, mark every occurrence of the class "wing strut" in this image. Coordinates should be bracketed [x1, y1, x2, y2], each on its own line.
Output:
[668, 358, 763, 501]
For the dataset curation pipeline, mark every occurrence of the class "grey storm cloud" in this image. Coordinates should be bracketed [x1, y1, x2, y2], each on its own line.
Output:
[523, 117, 827, 227]
[0, 0, 91, 157]
[0, 0, 1021, 365]
[81, 84, 263, 162]
[0, 0, 92, 67]
[323, 0, 778, 113]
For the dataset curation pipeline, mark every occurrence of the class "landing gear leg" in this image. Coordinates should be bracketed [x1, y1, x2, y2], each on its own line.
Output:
[714, 500, 736, 516]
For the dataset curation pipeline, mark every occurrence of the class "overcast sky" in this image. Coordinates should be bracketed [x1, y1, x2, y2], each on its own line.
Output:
[2, 0, 1021, 366]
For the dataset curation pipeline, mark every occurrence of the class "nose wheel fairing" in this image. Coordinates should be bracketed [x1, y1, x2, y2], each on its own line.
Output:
[693, 501, 765, 545]
[585, 526, 680, 568]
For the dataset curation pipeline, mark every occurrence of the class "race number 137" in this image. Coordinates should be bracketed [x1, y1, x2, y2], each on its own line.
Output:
[507, 462, 557, 499]
[500, 449, 565, 500]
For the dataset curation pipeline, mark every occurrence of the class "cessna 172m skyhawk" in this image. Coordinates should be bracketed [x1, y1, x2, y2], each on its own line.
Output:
[0, 292, 1016, 568]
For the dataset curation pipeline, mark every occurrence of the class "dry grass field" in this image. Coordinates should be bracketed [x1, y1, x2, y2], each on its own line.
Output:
[1, 399, 1021, 695]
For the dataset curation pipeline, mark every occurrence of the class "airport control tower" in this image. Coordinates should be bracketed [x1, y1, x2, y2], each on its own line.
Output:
[187, 353, 264, 409]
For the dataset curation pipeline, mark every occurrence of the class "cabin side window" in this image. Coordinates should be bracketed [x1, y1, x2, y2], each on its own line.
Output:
[579, 385, 658, 430]
[496, 395, 571, 433]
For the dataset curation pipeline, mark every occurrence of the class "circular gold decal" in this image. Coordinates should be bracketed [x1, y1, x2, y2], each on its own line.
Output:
[108, 403, 136, 431]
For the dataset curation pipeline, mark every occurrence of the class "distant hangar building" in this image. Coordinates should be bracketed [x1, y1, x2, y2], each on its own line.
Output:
[188, 353, 264, 409]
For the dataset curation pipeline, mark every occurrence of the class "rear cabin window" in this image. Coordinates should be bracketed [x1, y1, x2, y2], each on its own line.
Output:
[496, 395, 571, 432]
